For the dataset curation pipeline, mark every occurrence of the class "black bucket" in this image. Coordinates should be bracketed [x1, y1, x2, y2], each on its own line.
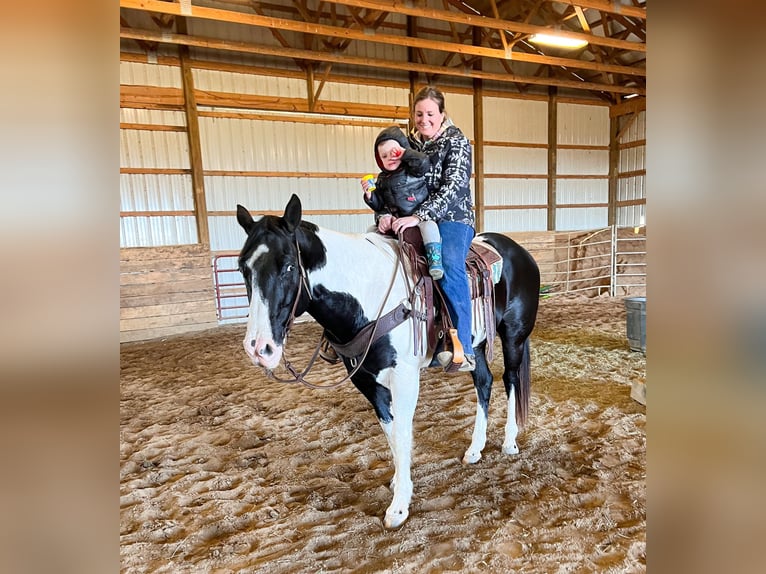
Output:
[624, 297, 646, 354]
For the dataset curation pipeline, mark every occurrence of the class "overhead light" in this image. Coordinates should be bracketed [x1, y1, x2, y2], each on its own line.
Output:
[624, 93, 639, 99]
[529, 33, 588, 49]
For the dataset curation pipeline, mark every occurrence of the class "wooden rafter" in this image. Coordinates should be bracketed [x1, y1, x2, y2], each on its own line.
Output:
[121, 0, 646, 98]
[121, 26, 644, 95]
[120, 0, 644, 81]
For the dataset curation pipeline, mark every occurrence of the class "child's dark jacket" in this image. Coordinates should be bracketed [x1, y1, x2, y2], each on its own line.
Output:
[364, 126, 431, 218]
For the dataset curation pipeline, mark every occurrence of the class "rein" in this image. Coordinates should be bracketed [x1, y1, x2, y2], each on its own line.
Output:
[266, 235, 405, 389]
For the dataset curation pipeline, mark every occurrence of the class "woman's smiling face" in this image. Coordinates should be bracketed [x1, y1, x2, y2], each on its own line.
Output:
[413, 97, 445, 140]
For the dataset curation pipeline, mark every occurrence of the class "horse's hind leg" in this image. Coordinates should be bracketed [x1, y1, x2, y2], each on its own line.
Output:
[498, 321, 527, 456]
[463, 343, 493, 465]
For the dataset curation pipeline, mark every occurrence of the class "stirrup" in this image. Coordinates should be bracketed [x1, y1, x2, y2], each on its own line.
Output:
[319, 338, 341, 364]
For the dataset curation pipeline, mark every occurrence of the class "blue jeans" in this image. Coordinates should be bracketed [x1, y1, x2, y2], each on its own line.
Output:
[437, 221, 475, 355]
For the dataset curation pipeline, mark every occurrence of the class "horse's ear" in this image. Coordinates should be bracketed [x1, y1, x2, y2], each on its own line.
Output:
[236, 204, 255, 234]
[283, 194, 302, 232]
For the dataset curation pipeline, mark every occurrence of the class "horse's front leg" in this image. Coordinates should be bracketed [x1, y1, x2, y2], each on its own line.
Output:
[382, 363, 420, 529]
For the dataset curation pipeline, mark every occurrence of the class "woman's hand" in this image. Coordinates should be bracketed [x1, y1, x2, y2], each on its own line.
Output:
[392, 215, 421, 233]
[377, 214, 394, 233]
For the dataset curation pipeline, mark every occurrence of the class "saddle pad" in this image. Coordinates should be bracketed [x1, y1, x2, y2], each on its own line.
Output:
[468, 239, 503, 284]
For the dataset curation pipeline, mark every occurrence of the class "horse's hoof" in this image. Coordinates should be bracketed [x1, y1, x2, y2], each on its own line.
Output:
[502, 443, 519, 455]
[462, 451, 482, 465]
[384, 509, 408, 529]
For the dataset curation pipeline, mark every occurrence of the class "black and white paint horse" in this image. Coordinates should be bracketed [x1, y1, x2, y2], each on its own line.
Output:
[237, 194, 540, 528]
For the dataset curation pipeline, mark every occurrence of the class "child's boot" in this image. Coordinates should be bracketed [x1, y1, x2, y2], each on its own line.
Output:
[424, 242, 444, 280]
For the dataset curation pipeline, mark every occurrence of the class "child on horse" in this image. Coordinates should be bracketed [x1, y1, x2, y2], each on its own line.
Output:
[361, 125, 444, 280]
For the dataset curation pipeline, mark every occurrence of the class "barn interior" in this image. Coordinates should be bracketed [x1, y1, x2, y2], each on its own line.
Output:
[119, 2, 646, 572]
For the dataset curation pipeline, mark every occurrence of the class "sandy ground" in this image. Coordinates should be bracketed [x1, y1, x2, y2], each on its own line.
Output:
[120, 295, 646, 573]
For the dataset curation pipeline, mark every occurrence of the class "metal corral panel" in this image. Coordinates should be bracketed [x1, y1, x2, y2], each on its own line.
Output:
[199, 116, 380, 172]
[557, 179, 608, 204]
[120, 216, 198, 247]
[556, 207, 608, 230]
[557, 149, 608, 175]
[484, 209, 547, 232]
[121, 174, 194, 211]
[484, 178, 547, 206]
[121, 130, 190, 169]
[483, 97, 547, 142]
[120, 60, 182, 88]
[557, 103, 609, 145]
[205, 176, 368, 213]
[193, 68, 307, 98]
[485, 147, 547, 174]
[120, 109, 186, 126]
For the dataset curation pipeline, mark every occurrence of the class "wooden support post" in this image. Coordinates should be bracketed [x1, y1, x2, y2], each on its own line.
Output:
[608, 113, 620, 226]
[547, 86, 558, 231]
[306, 64, 315, 112]
[177, 18, 210, 246]
[407, 15, 417, 116]
[472, 26, 485, 233]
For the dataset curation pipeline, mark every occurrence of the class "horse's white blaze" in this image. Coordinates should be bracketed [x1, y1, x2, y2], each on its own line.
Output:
[243, 286, 282, 369]
[242, 246, 282, 369]
[463, 397, 488, 464]
[246, 244, 269, 269]
[502, 387, 520, 455]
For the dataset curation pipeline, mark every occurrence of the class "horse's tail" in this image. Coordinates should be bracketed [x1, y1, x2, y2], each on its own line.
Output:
[516, 336, 531, 428]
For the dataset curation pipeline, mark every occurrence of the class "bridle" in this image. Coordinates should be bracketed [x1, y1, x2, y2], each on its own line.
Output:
[264, 233, 404, 389]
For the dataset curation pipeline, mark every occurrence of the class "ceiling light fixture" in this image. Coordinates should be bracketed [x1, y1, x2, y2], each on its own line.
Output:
[529, 33, 588, 50]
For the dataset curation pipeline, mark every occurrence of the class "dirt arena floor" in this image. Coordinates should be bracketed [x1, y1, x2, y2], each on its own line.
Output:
[120, 295, 646, 573]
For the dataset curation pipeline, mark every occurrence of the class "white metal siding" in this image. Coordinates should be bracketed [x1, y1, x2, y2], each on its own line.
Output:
[120, 216, 198, 247]
[485, 210, 547, 232]
[557, 207, 608, 230]
[120, 109, 186, 126]
[485, 147, 547, 174]
[485, 178, 547, 205]
[120, 130, 190, 169]
[557, 149, 608, 175]
[120, 174, 194, 211]
[483, 97, 547, 143]
[557, 103, 609, 145]
[557, 179, 608, 204]
[120, 61, 182, 88]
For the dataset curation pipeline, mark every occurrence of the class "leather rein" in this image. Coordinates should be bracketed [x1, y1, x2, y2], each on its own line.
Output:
[265, 236, 408, 389]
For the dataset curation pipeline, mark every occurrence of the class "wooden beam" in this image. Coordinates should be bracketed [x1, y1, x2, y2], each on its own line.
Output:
[608, 113, 619, 225]
[120, 123, 186, 132]
[120, 28, 645, 96]
[610, 96, 646, 117]
[119, 0, 645, 76]
[472, 25, 485, 233]
[177, 18, 210, 247]
[547, 86, 557, 231]
[318, 0, 645, 49]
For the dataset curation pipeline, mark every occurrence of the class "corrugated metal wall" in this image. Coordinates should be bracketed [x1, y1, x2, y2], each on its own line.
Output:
[120, 60, 198, 247]
[557, 103, 610, 230]
[618, 110, 647, 227]
[483, 96, 548, 232]
[120, 53, 645, 249]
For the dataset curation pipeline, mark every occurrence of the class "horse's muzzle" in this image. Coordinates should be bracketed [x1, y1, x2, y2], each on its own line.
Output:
[243, 336, 282, 370]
